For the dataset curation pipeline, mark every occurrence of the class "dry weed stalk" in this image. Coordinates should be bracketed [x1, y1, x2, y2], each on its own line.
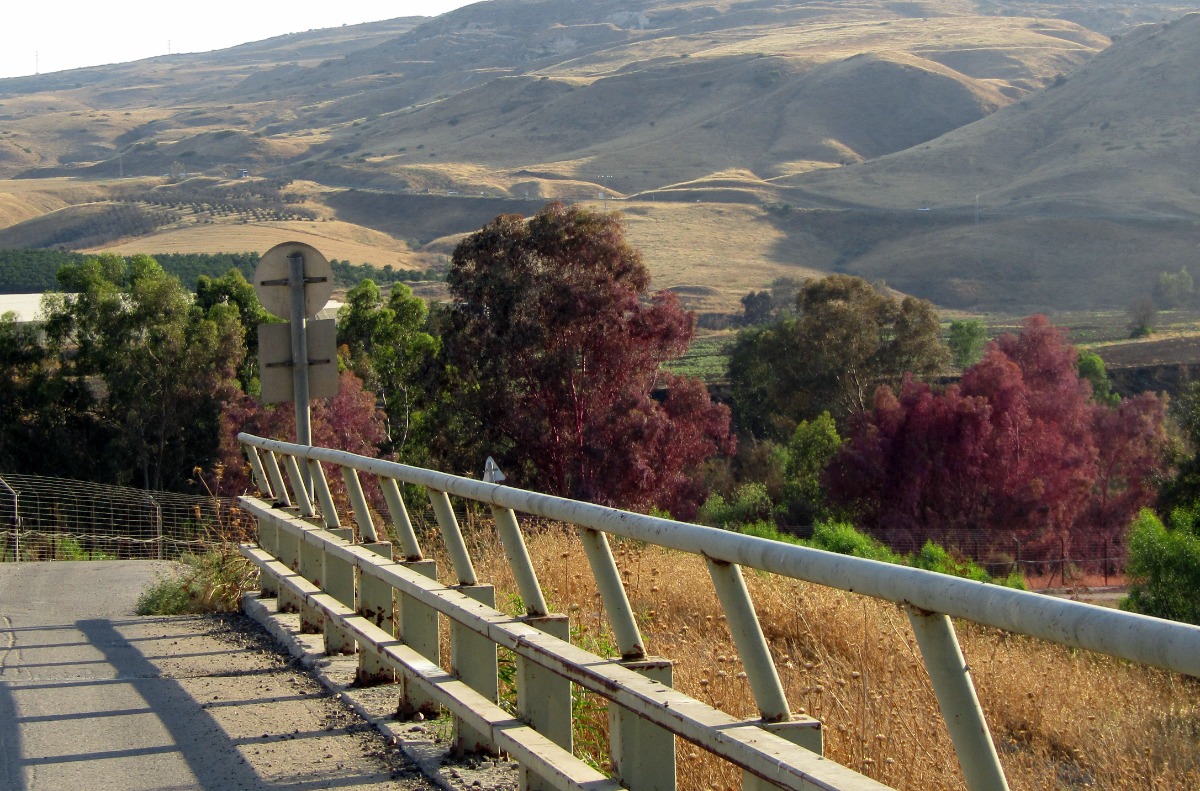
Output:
[420, 515, 1199, 790]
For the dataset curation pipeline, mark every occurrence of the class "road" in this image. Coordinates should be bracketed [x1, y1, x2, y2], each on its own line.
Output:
[0, 561, 434, 791]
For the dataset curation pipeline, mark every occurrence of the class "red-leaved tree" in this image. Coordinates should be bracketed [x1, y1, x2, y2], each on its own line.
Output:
[825, 316, 1168, 561]
[434, 202, 734, 518]
[216, 369, 388, 512]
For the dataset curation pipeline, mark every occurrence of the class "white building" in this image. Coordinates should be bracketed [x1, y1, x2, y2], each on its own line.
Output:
[0, 294, 46, 324]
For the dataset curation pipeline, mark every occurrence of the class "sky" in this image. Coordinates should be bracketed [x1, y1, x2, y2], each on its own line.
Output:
[0, 2, 478, 80]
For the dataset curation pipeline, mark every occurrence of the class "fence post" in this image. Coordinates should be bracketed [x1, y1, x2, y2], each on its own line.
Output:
[0, 475, 19, 564]
[610, 657, 676, 791]
[1060, 536, 1066, 587]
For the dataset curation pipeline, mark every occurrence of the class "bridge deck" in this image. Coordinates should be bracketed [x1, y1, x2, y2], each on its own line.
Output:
[0, 561, 432, 791]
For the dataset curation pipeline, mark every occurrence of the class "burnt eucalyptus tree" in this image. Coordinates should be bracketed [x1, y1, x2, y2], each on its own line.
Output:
[432, 202, 733, 518]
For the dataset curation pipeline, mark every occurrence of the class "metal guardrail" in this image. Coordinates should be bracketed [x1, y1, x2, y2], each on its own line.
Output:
[236, 433, 1200, 791]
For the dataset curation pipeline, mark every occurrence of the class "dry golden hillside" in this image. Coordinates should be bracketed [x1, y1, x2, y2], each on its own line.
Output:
[2, 0, 1200, 312]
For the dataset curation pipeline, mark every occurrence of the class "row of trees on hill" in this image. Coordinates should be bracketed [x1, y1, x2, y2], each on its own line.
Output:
[1, 202, 1190, 609]
[0, 249, 441, 295]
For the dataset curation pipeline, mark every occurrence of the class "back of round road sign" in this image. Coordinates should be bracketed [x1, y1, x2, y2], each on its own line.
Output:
[254, 241, 334, 319]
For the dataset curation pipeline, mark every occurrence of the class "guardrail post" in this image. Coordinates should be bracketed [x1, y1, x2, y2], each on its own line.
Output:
[262, 451, 291, 508]
[610, 657, 676, 791]
[309, 460, 340, 528]
[708, 558, 823, 791]
[381, 478, 422, 559]
[707, 559, 790, 721]
[256, 516, 279, 598]
[341, 466, 379, 542]
[274, 521, 302, 614]
[297, 530, 325, 634]
[396, 558, 441, 718]
[578, 527, 645, 659]
[907, 607, 1010, 791]
[429, 489, 478, 585]
[244, 445, 273, 499]
[283, 455, 315, 518]
[358, 542, 397, 685]
[323, 529, 357, 655]
[517, 614, 572, 791]
[452, 583, 499, 755]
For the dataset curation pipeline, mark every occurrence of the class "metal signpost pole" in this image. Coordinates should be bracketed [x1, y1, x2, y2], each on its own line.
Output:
[288, 252, 312, 447]
[288, 252, 313, 493]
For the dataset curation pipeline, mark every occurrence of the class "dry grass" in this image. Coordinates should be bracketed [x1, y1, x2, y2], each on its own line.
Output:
[92, 218, 424, 269]
[434, 518, 1200, 790]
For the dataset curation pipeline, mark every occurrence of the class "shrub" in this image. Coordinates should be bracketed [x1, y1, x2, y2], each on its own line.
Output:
[136, 550, 257, 615]
[698, 483, 774, 528]
[805, 520, 902, 563]
[1122, 507, 1200, 624]
[911, 540, 991, 583]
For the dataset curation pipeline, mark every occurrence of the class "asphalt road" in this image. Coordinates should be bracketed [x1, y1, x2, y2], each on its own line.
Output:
[0, 561, 433, 791]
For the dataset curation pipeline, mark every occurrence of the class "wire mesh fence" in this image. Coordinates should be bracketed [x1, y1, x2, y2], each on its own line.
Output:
[0, 472, 253, 562]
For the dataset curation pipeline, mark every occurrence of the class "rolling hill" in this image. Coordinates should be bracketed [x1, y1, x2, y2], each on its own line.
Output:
[0, 0, 1198, 313]
[787, 11, 1200, 309]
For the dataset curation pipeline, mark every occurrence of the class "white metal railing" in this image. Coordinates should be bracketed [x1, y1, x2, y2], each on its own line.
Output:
[237, 433, 1200, 791]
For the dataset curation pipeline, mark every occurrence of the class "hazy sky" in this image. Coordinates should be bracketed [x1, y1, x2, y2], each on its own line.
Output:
[0, 2, 478, 80]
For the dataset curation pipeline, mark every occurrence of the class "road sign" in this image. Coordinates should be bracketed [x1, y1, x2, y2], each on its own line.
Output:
[258, 320, 339, 404]
[253, 241, 334, 320]
[252, 242, 339, 456]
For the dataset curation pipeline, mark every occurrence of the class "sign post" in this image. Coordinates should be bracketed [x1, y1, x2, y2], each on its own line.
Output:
[253, 242, 339, 469]
[288, 251, 313, 447]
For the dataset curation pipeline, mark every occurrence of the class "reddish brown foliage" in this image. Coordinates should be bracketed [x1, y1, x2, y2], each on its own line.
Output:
[440, 203, 734, 518]
[216, 369, 388, 512]
[826, 316, 1168, 561]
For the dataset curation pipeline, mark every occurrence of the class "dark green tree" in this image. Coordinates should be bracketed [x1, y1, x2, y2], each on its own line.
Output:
[947, 319, 987, 369]
[1077, 351, 1118, 406]
[337, 279, 438, 459]
[728, 274, 948, 439]
[1128, 296, 1157, 338]
[195, 268, 275, 392]
[779, 411, 842, 526]
[40, 254, 244, 490]
[1123, 507, 1200, 625]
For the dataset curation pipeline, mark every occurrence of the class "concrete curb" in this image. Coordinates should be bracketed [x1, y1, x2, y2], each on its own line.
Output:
[241, 592, 518, 791]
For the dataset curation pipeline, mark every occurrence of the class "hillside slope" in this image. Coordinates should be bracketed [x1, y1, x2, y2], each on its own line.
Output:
[2, 0, 1200, 313]
[786, 12, 1200, 309]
